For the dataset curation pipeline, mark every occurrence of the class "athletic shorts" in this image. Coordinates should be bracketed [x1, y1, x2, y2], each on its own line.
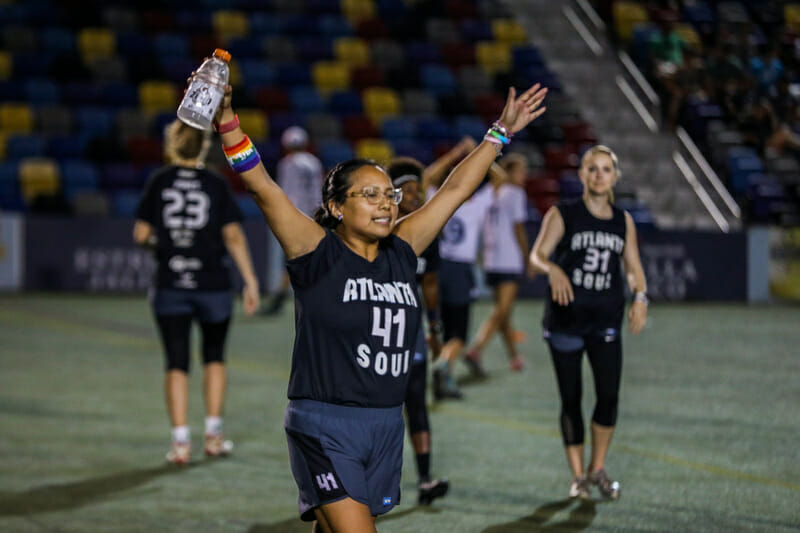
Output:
[441, 302, 470, 342]
[150, 289, 232, 323]
[485, 271, 523, 287]
[284, 399, 404, 521]
[439, 259, 474, 305]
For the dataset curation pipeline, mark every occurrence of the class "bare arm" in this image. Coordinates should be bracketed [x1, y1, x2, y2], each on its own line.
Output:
[395, 84, 548, 255]
[420, 270, 442, 357]
[529, 206, 573, 306]
[514, 221, 529, 273]
[214, 87, 325, 260]
[622, 212, 648, 334]
[421, 137, 477, 193]
[222, 222, 260, 316]
[133, 220, 155, 246]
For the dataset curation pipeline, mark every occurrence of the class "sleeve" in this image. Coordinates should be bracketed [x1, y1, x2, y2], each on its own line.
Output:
[286, 230, 336, 290]
[135, 172, 159, 224]
[218, 176, 244, 225]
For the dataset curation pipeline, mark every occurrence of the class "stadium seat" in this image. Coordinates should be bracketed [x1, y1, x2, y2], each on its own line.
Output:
[19, 157, 61, 204]
[138, 81, 178, 114]
[416, 116, 454, 143]
[112, 190, 142, 217]
[441, 43, 476, 69]
[263, 35, 297, 63]
[290, 86, 325, 113]
[101, 82, 139, 108]
[212, 10, 250, 41]
[330, 90, 364, 116]
[460, 19, 493, 42]
[5, 134, 44, 159]
[362, 87, 401, 123]
[141, 10, 174, 33]
[376, 0, 407, 17]
[458, 66, 493, 98]
[612, 1, 649, 43]
[36, 105, 73, 137]
[127, 138, 163, 164]
[75, 107, 114, 137]
[40, 28, 75, 55]
[0, 103, 33, 134]
[77, 28, 116, 62]
[370, 40, 405, 70]
[420, 64, 457, 96]
[334, 37, 371, 68]
[103, 6, 140, 33]
[306, 112, 343, 143]
[268, 113, 304, 142]
[2, 26, 37, 54]
[71, 190, 111, 217]
[237, 109, 269, 141]
[473, 93, 506, 122]
[61, 160, 100, 200]
[102, 163, 141, 191]
[296, 36, 335, 63]
[312, 61, 351, 94]
[454, 115, 486, 140]
[318, 15, 353, 38]
[405, 42, 441, 65]
[402, 89, 438, 116]
[492, 19, 527, 44]
[786, 4, 800, 32]
[390, 138, 433, 164]
[319, 139, 355, 169]
[343, 115, 379, 141]
[275, 62, 312, 87]
[47, 134, 90, 160]
[240, 59, 276, 87]
[475, 41, 512, 74]
[0, 52, 11, 81]
[381, 117, 416, 141]
[355, 138, 394, 164]
[0, 161, 23, 210]
[342, 0, 377, 23]
[351, 66, 386, 91]
[425, 18, 460, 45]
[446, 0, 477, 20]
[356, 18, 389, 41]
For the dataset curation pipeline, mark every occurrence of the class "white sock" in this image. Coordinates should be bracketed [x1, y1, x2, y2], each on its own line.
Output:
[172, 425, 190, 443]
[205, 416, 222, 435]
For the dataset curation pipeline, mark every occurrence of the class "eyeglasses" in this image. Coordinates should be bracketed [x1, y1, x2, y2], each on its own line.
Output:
[347, 186, 403, 205]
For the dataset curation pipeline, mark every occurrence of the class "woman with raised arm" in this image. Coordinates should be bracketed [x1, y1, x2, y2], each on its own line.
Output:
[212, 81, 546, 531]
[528, 145, 647, 501]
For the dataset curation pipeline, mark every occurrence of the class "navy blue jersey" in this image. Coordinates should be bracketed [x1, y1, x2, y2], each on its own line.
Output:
[543, 199, 627, 335]
[136, 165, 242, 291]
[286, 230, 421, 408]
[416, 236, 440, 281]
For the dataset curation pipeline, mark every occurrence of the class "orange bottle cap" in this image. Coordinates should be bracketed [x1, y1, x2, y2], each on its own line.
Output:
[213, 48, 231, 62]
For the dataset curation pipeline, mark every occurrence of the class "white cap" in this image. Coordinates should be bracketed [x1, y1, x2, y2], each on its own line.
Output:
[281, 126, 309, 150]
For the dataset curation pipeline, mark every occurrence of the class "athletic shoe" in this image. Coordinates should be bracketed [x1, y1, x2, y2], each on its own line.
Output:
[433, 367, 463, 400]
[204, 433, 234, 457]
[464, 351, 488, 377]
[166, 441, 191, 465]
[568, 476, 590, 499]
[588, 469, 620, 500]
[418, 478, 449, 505]
[509, 356, 525, 372]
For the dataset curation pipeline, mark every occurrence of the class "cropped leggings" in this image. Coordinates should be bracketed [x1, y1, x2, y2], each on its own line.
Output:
[546, 332, 622, 446]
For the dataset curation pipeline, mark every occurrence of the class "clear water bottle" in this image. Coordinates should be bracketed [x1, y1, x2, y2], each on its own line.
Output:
[176, 48, 231, 131]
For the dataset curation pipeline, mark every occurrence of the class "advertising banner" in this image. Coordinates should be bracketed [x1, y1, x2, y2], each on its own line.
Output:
[0, 212, 23, 290]
[769, 227, 800, 301]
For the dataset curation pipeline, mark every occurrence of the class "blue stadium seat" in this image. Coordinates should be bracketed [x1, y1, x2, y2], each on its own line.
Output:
[24, 79, 60, 105]
[454, 115, 486, 140]
[112, 190, 142, 217]
[75, 107, 114, 137]
[40, 27, 75, 54]
[102, 164, 141, 191]
[308, 0, 345, 16]
[153, 34, 190, 57]
[227, 36, 263, 59]
[102, 82, 139, 108]
[47, 133, 90, 160]
[460, 19, 493, 42]
[416, 116, 455, 143]
[276, 62, 312, 87]
[329, 90, 364, 117]
[319, 140, 355, 169]
[420, 64, 456, 96]
[60, 160, 99, 199]
[296, 37, 334, 62]
[6, 135, 44, 159]
[318, 15, 352, 38]
[240, 60, 277, 87]
[290, 86, 325, 113]
[389, 139, 432, 165]
[377, 0, 407, 17]
[381, 117, 416, 141]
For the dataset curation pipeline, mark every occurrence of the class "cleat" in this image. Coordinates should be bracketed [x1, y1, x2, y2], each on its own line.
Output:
[464, 352, 488, 377]
[204, 433, 234, 457]
[418, 478, 449, 505]
[432, 368, 463, 400]
[569, 476, 590, 499]
[166, 441, 191, 465]
[588, 469, 620, 500]
[509, 356, 525, 372]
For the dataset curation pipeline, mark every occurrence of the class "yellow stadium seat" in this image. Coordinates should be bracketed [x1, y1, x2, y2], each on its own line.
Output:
[237, 109, 268, 141]
[342, 0, 376, 23]
[475, 41, 511, 74]
[0, 103, 34, 134]
[139, 81, 178, 114]
[355, 138, 394, 165]
[492, 19, 527, 44]
[785, 4, 800, 32]
[612, 1, 649, 43]
[0, 51, 11, 81]
[228, 60, 242, 87]
[312, 61, 351, 94]
[213, 10, 249, 41]
[673, 23, 700, 50]
[78, 28, 116, 62]
[334, 37, 371, 68]
[363, 87, 401, 123]
[19, 157, 60, 203]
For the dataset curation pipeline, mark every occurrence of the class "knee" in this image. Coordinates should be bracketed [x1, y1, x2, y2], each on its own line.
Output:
[592, 394, 619, 426]
[165, 353, 190, 373]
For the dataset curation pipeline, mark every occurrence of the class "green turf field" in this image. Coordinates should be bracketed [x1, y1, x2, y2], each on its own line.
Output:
[1, 294, 798, 532]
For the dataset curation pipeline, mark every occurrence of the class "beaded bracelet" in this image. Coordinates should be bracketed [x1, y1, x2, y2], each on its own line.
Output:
[223, 135, 261, 173]
[484, 120, 512, 156]
[215, 114, 239, 134]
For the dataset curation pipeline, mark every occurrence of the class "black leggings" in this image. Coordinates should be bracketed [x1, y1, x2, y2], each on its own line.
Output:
[547, 334, 622, 446]
[404, 357, 430, 434]
[155, 314, 231, 373]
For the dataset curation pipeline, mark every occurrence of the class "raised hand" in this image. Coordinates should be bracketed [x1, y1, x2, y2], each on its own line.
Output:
[498, 84, 548, 135]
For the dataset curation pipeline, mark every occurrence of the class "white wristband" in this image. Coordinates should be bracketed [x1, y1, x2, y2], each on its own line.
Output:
[634, 291, 649, 305]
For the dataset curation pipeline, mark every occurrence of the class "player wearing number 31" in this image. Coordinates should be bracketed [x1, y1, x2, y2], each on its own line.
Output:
[528, 145, 648, 501]
[211, 77, 545, 531]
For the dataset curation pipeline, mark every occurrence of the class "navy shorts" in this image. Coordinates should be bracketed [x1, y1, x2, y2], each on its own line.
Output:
[485, 271, 523, 287]
[284, 399, 404, 521]
[150, 289, 232, 323]
[439, 259, 475, 305]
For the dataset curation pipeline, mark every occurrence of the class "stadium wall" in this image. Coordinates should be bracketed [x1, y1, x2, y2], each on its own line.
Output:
[0, 214, 783, 302]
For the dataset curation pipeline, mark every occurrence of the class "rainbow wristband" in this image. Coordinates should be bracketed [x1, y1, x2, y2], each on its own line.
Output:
[223, 135, 261, 173]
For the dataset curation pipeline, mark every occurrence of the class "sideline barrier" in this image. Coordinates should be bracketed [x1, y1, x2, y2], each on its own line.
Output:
[10, 216, 779, 302]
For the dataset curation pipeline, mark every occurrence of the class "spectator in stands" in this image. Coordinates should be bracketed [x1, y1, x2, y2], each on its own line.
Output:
[529, 145, 647, 501]
[464, 153, 531, 374]
[261, 126, 323, 316]
[741, 96, 800, 157]
[648, 14, 689, 129]
[133, 119, 260, 465]
[750, 45, 784, 96]
[212, 76, 547, 530]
